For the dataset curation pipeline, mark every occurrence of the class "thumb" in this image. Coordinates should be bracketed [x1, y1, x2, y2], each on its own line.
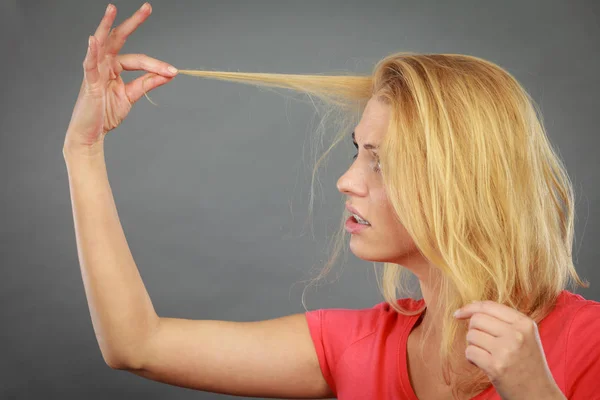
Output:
[125, 72, 173, 104]
[83, 36, 101, 90]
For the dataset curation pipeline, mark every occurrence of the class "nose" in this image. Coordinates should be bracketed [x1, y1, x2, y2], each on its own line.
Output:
[336, 166, 367, 196]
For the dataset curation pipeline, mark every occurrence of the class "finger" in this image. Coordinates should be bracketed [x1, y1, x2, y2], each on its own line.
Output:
[83, 36, 101, 88]
[466, 328, 496, 352]
[466, 313, 507, 337]
[454, 301, 520, 324]
[465, 344, 491, 369]
[125, 72, 173, 104]
[118, 53, 178, 77]
[105, 2, 152, 56]
[93, 3, 118, 61]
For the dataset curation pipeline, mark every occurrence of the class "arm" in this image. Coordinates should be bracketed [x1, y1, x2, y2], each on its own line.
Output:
[63, 147, 160, 368]
[63, 149, 334, 399]
[127, 314, 334, 399]
[62, 7, 332, 396]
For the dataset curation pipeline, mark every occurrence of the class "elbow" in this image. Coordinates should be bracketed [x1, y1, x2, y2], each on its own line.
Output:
[103, 352, 132, 370]
[102, 318, 162, 370]
[102, 347, 144, 370]
[105, 355, 143, 371]
[105, 351, 147, 370]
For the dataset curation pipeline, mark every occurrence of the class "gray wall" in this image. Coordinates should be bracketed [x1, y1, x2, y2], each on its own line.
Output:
[1, 0, 598, 398]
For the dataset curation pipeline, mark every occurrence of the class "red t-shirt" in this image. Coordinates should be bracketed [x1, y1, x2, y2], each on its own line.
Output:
[305, 290, 600, 399]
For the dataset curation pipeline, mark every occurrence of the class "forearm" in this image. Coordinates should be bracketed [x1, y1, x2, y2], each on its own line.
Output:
[63, 147, 160, 368]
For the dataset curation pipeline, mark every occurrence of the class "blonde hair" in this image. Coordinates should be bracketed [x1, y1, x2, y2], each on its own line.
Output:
[176, 52, 589, 398]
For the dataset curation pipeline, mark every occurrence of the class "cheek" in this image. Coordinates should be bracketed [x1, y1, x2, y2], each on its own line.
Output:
[367, 190, 421, 260]
[373, 190, 389, 210]
[372, 190, 406, 234]
[373, 191, 395, 226]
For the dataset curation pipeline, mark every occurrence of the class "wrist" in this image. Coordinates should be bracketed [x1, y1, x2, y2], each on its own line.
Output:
[531, 382, 566, 400]
[62, 140, 106, 163]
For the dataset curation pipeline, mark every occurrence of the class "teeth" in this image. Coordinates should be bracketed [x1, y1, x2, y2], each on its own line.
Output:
[353, 213, 370, 225]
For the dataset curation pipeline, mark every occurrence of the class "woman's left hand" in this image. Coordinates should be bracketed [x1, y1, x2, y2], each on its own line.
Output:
[63, 2, 177, 157]
[454, 301, 565, 400]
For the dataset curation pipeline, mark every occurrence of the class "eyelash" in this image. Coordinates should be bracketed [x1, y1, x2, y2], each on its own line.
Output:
[352, 152, 381, 172]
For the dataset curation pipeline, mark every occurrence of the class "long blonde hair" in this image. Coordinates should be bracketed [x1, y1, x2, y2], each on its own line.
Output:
[176, 52, 589, 397]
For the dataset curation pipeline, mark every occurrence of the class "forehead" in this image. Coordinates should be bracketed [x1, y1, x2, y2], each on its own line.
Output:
[354, 96, 390, 142]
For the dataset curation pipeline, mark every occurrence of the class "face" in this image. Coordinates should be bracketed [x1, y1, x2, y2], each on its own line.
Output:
[337, 96, 425, 269]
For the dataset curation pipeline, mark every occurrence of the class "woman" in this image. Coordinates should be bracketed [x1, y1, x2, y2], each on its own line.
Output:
[63, 3, 599, 399]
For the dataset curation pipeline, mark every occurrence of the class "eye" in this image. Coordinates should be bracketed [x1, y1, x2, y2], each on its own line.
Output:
[351, 152, 381, 173]
[352, 140, 380, 173]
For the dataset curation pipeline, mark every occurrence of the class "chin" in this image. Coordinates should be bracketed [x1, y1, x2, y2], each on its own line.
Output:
[349, 236, 419, 264]
[349, 241, 392, 262]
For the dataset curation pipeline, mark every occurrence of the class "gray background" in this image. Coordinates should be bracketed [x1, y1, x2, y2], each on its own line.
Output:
[1, 0, 598, 399]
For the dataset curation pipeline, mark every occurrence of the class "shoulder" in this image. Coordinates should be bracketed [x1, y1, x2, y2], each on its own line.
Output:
[305, 297, 423, 351]
[305, 301, 393, 341]
[304, 298, 422, 396]
[543, 290, 599, 324]
[565, 300, 600, 346]
[306, 297, 424, 331]
[559, 292, 600, 397]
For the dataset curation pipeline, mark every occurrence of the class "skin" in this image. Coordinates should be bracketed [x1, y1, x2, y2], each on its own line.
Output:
[336, 95, 442, 334]
[61, 1, 179, 366]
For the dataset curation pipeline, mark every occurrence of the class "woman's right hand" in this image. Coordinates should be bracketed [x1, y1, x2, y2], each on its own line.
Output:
[63, 2, 178, 157]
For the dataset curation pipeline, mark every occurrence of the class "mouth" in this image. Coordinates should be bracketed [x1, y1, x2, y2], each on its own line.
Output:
[345, 203, 370, 225]
[350, 214, 370, 226]
[345, 215, 371, 233]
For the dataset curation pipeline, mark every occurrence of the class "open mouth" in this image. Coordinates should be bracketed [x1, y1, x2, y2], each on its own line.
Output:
[345, 215, 371, 233]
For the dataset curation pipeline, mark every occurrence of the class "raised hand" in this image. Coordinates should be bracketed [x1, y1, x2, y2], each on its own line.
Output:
[63, 2, 178, 157]
[454, 301, 564, 399]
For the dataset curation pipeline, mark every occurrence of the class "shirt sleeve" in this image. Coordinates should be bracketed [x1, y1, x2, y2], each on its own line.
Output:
[305, 309, 337, 396]
[304, 305, 384, 397]
[565, 303, 600, 399]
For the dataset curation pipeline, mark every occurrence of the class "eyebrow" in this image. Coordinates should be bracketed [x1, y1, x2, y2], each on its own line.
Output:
[352, 131, 379, 150]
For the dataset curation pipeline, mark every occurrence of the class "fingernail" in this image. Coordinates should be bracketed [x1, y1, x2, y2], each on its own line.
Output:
[105, 4, 112, 14]
[88, 36, 93, 47]
[453, 309, 462, 317]
[167, 66, 178, 74]
[141, 3, 150, 11]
